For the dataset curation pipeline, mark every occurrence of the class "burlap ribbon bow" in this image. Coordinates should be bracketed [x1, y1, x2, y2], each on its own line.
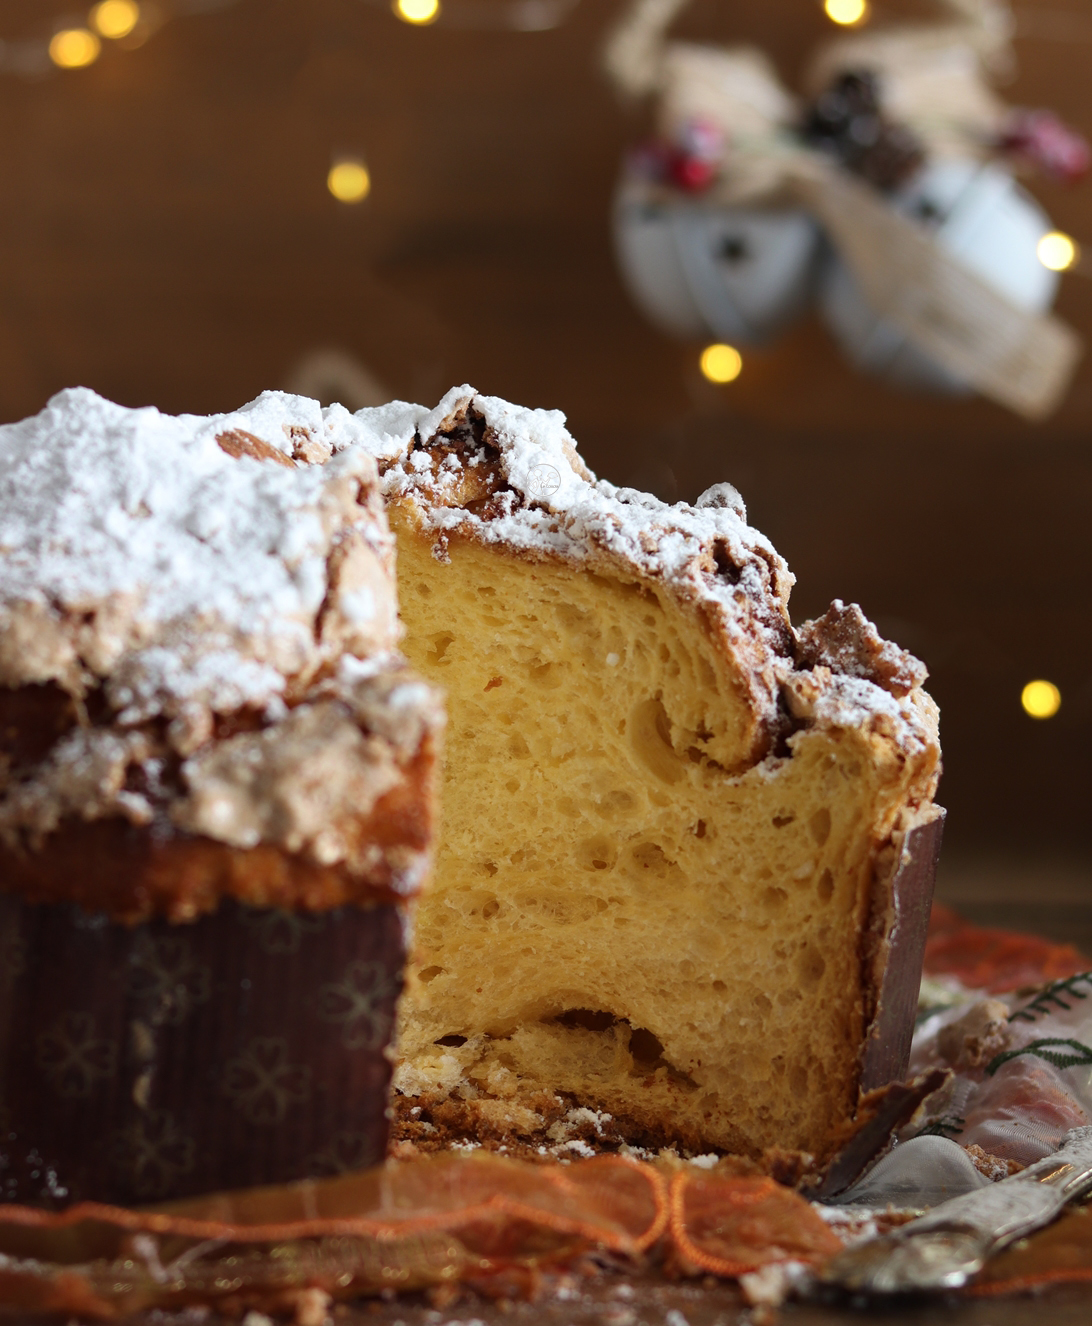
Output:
[606, 0, 1083, 420]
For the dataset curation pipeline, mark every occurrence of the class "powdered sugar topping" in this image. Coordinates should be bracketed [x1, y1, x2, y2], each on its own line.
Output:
[370, 386, 782, 580]
[351, 384, 937, 763]
[354, 385, 798, 682]
[0, 387, 399, 717]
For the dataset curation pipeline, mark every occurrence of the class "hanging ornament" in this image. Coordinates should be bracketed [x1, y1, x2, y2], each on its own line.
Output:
[615, 104, 821, 345]
[614, 185, 821, 346]
[604, 0, 1090, 420]
[820, 157, 1059, 393]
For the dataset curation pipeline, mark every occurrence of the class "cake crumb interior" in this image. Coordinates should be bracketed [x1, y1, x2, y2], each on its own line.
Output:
[392, 523, 916, 1160]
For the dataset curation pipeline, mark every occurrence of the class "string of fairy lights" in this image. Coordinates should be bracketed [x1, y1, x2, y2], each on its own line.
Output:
[0, 0, 577, 76]
[3, 0, 1083, 721]
[2, 0, 578, 207]
[0, 0, 241, 75]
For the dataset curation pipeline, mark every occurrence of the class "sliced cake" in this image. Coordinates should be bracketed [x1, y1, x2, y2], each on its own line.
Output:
[354, 386, 941, 1171]
[0, 388, 442, 1204]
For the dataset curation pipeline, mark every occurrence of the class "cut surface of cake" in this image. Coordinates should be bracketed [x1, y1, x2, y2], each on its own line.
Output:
[0, 388, 442, 1204]
[352, 386, 942, 1172]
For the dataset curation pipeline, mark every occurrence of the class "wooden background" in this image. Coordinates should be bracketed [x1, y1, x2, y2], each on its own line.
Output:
[1, 0, 1091, 864]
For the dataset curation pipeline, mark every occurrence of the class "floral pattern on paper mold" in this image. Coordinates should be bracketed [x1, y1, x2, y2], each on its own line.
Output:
[126, 932, 212, 1026]
[35, 1012, 117, 1099]
[222, 1036, 312, 1124]
[316, 958, 400, 1050]
[239, 906, 327, 955]
[112, 1109, 196, 1199]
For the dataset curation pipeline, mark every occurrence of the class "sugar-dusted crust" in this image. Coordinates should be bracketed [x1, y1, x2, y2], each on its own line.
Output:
[358, 387, 798, 771]
[0, 389, 397, 713]
[0, 389, 443, 921]
[355, 385, 939, 786]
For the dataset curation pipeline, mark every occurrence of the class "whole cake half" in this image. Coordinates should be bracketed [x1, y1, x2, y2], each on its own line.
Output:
[0, 388, 443, 1204]
[353, 386, 942, 1174]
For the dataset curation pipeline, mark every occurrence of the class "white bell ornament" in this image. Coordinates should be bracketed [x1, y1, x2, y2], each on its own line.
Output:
[612, 172, 821, 346]
[818, 157, 1060, 393]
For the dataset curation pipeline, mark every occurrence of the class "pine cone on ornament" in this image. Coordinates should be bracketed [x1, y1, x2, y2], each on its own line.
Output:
[801, 70, 924, 192]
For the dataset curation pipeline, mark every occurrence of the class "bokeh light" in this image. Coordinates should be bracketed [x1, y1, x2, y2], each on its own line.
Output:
[49, 28, 102, 68]
[824, 0, 869, 26]
[327, 160, 372, 204]
[394, 0, 441, 24]
[700, 344, 743, 384]
[90, 0, 140, 39]
[1037, 231, 1079, 272]
[1021, 679, 1062, 719]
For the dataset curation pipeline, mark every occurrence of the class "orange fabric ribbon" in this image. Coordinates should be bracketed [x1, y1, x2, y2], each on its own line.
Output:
[667, 1171, 842, 1276]
[0, 1153, 837, 1317]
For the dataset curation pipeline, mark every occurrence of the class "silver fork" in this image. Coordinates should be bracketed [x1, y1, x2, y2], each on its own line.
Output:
[820, 1125, 1092, 1294]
